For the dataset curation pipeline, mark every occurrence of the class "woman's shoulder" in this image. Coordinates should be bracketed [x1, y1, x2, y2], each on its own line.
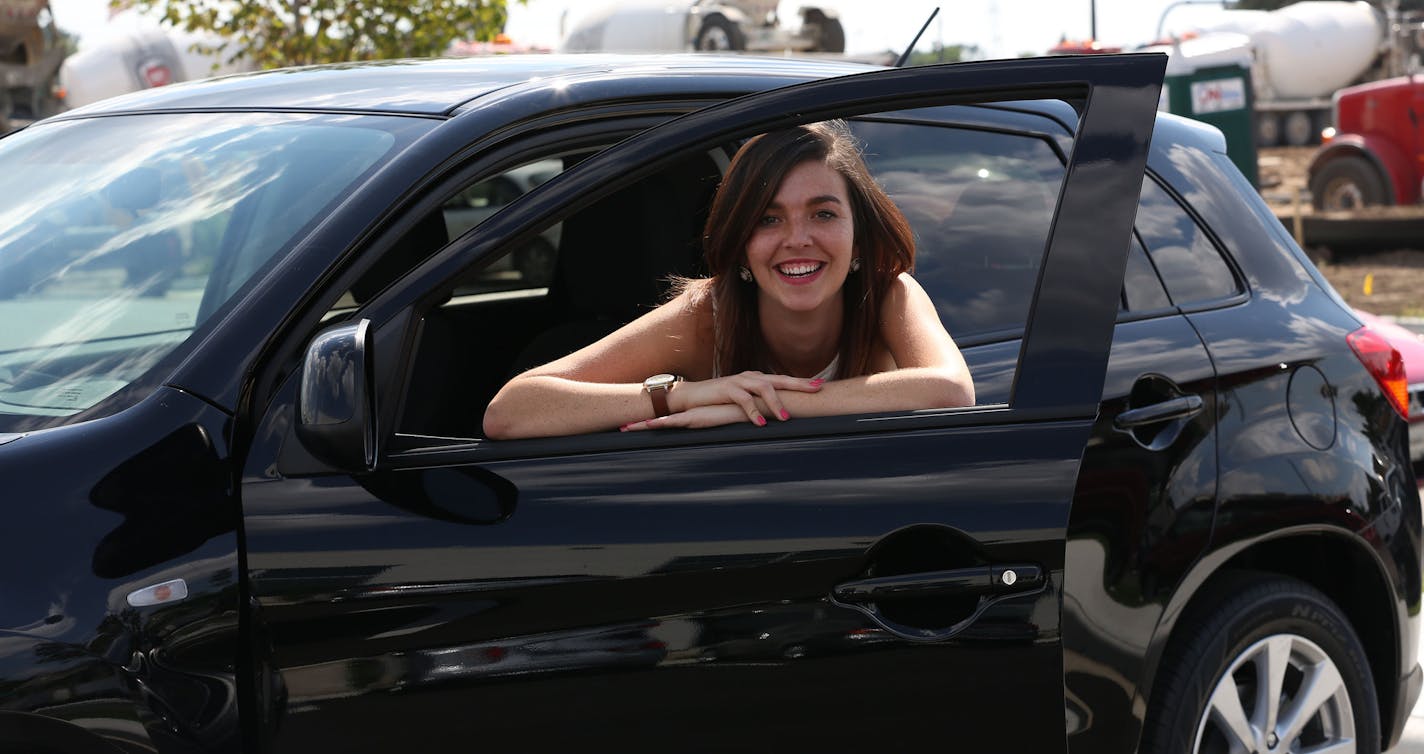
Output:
[883, 271, 931, 307]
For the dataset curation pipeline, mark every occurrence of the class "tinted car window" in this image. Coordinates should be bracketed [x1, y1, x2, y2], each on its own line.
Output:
[1135, 177, 1239, 305]
[443, 158, 564, 292]
[1122, 233, 1173, 312]
[850, 119, 1065, 341]
[0, 113, 418, 425]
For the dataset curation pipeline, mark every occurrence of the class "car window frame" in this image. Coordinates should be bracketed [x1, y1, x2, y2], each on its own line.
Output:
[340, 55, 1166, 466]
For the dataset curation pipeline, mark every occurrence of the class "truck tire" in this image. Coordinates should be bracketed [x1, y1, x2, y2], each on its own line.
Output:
[1284, 111, 1315, 147]
[1140, 573, 1379, 754]
[802, 9, 845, 53]
[695, 15, 744, 52]
[1257, 112, 1281, 148]
[1310, 155, 1389, 211]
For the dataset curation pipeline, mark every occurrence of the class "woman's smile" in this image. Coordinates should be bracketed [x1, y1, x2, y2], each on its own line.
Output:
[775, 259, 827, 283]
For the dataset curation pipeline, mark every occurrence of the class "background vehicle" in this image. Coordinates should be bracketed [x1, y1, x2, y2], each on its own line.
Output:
[1167, 0, 1422, 146]
[56, 10, 253, 110]
[0, 0, 67, 132]
[0, 54, 1418, 754]
[560, 0, 844, 53]
[1307, 74, 1424, 210]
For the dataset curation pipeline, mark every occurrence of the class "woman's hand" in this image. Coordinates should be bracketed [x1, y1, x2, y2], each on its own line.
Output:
[621, 403, 749, 431]
[624, 371, 824, 431]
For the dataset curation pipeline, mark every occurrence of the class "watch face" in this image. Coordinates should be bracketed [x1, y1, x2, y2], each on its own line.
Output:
[645, 373, 677, 390]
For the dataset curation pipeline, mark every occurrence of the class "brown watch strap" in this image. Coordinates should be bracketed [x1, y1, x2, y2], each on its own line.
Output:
[648, 384, 673, 418]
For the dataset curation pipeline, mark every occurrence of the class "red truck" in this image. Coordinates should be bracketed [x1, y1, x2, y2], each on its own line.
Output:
[1308, 74, 1424, 210]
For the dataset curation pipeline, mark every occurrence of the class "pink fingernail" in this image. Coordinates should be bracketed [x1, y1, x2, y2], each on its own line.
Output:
[779, 409, 790, 420]
[810, 378, 824, 387]
[754, 415, 767, 427]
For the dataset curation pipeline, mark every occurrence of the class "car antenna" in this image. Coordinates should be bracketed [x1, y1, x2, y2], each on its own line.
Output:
[895, 7, 940, 68]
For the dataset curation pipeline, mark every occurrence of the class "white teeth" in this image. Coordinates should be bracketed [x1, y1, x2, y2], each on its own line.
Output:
[776, 262, 824, 277]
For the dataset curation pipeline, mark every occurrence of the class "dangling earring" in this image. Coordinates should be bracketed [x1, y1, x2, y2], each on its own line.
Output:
[850, 257, 862, 273]
[738, 265, 753, 283]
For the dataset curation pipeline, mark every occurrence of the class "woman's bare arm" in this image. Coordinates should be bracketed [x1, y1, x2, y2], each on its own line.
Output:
[482, 288, 823, 439]
[625, 273, 972, 430]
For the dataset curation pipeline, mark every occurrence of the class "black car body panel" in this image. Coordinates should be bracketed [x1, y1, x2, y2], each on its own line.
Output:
[0, 53, 1417, 754]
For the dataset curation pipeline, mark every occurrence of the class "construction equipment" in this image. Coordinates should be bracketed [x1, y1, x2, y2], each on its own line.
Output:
[1169, 1, 1423, 146]
[0, 0, 66, 132]
[561, 1, 845, 55]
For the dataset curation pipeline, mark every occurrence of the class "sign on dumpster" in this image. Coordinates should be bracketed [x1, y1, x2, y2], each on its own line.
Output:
[1191, 77, 1248, 115]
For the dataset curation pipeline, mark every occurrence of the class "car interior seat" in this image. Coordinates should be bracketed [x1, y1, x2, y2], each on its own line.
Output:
[502, 155, 718, 380]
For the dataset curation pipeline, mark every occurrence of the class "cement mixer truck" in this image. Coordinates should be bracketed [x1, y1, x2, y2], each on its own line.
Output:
[1180, 0, 1422, 146]
[561, 0, 845, 54]
[56, 11, 253, 111]
[0, 0, 67, 133]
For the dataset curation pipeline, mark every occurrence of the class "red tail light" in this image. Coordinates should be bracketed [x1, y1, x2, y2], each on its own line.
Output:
[1347, 326, 1409, 419]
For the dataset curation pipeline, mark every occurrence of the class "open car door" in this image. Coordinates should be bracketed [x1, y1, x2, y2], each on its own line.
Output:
[244, 54, 1166, 752]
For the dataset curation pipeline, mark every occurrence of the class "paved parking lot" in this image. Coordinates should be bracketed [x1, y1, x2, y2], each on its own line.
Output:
[1398, 708, 1424, 751]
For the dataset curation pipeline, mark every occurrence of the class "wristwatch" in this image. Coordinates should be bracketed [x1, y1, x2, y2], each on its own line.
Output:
[643, 373, 681, 417]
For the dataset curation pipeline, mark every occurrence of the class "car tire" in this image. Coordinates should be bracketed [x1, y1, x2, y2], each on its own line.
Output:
[1310, 156, 1390, 211]
[1141, 573, 1379, 754]
[695, 15, 744, 52]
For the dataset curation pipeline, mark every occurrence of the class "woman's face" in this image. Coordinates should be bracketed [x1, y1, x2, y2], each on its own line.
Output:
[744, 158, 855, 317]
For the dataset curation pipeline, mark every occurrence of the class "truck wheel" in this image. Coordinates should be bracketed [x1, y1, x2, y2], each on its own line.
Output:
[1284, 111, 1315, 146]
[1140, 574, 1379, 754]
[1310, 156, 1389, 211]
[1257, 112, 1281, 148]
[802, 9, 845, 53]
[695, 15, 744, 52]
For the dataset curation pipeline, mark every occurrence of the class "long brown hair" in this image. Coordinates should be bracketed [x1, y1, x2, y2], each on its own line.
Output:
[698, 121, 915, 378]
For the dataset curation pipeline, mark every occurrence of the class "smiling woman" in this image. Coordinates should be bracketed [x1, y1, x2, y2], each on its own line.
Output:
[481, 120, 975, 440]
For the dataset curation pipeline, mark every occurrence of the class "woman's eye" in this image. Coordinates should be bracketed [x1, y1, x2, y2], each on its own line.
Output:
[758, 215, 781, 226]
[815, 210, 838, 220]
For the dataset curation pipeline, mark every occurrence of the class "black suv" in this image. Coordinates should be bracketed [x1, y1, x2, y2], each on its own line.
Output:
[0, 54, 1417, 754]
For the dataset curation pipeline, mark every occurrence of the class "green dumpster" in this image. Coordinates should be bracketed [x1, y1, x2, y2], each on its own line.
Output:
[1158, 49, 1259, 188]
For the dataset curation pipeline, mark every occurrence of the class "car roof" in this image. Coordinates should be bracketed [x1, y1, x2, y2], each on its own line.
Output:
[58, 54, 882, 118]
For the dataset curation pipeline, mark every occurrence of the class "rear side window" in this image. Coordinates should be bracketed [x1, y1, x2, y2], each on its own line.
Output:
[1122, 234, 1172, 312]
[1135, 178, 1239, 305]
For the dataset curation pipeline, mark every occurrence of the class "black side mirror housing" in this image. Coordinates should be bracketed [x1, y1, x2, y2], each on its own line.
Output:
[295, 319, 376, 472]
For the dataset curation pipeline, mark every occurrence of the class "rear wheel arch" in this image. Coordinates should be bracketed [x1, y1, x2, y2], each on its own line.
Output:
[1141, 530, 1398, 750]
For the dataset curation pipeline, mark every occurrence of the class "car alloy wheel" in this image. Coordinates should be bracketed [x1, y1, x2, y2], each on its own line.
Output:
[1194, 633, 1355, 753]
[1140, 574, 1379, 754]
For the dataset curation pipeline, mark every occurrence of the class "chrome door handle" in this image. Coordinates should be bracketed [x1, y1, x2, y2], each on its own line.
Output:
[833, 564, 1043, 604]
[1113, 394, 1204, 429]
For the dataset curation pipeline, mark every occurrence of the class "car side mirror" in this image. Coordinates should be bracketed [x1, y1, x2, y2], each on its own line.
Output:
[295, 319, 377, 472]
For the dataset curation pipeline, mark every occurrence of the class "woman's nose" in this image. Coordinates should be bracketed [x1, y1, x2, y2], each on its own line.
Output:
[783, 218, 812, 246]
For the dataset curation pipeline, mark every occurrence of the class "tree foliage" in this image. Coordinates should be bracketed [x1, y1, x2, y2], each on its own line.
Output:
[120, 0, 525, 69]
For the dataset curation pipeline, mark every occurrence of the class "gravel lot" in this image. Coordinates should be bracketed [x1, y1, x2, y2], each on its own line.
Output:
[1259, 146, 1424, 319]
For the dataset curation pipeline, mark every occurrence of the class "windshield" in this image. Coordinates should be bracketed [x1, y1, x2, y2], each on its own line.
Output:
[0, 112, 430, 430]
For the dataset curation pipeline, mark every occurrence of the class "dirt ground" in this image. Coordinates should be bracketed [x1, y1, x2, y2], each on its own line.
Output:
[1258, 146, 1424, 318]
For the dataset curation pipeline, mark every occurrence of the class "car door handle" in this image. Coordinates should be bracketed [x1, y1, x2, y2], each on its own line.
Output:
[833, 564, 1043, 603]
[1113, 394, 1204, 429]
